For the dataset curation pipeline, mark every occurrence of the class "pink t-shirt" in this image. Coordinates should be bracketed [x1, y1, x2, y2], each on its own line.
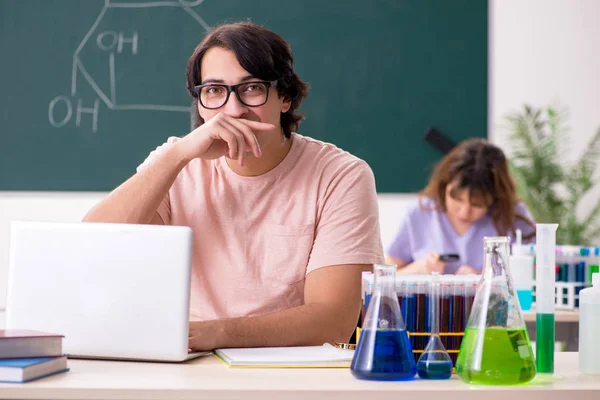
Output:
[139, 133, 384, 321]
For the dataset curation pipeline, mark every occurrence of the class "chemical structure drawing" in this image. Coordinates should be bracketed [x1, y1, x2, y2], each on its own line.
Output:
[48, 0, 210, 133]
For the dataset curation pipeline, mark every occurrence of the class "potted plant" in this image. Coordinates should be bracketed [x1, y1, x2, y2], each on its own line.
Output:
[505, 104, 600, 245]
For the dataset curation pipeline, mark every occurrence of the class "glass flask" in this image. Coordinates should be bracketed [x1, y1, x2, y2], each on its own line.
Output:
[417, 273, 452, 379]
[455, 237, 536, 385]
[350, 264, 416, 381]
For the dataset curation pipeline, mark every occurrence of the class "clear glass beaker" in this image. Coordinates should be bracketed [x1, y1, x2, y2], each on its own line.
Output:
[455, 237, 536, 385]
[350, 264, 416, 381]
[417, 273, 452, 379]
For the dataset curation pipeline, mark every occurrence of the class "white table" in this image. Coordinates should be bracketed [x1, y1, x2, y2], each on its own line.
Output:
[0, 352, 598, 400]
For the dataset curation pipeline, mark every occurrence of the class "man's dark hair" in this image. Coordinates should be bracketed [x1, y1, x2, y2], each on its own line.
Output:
[186, 22, 309, 138]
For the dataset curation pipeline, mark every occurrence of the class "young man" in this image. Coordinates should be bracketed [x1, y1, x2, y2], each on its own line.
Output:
[84, 22, 384, 351]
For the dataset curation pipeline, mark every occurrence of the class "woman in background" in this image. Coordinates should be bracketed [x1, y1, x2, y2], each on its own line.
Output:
[386, 138, 535, 275]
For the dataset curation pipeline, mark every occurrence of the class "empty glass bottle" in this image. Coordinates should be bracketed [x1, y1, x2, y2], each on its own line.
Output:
[455, 237, 536, 385]
[350, 264, 416, 381]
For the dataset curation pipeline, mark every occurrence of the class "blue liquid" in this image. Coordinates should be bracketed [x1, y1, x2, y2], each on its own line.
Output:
[401, 294, 409, 323]
[517, 289, 533, 311]
[576, 262, 586, 307]
[417, 360, 453, 379]
[403, 295, 416, 347]
[351, 329, 416, 381]
[576, 262, 586, 282]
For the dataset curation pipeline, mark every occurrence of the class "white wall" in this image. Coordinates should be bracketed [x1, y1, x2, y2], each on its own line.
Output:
[0, 193, 107, 311]
[489, 0, 600, 226]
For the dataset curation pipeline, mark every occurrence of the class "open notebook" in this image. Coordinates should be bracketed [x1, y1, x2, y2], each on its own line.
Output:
[214, 343, 354, 368]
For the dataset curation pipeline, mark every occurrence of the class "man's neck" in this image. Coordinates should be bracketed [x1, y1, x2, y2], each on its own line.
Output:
[226, 134, 293, 177]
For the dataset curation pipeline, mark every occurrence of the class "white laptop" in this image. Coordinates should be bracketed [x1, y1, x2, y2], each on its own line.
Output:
[5, 221, 207, 362]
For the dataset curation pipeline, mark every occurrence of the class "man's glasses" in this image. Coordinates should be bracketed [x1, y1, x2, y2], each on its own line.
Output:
[193, 80, 278, 109]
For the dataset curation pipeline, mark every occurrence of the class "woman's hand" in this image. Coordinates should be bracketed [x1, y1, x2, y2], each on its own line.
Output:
[414, 252, 446, 274]
[177, 113, 275, 166]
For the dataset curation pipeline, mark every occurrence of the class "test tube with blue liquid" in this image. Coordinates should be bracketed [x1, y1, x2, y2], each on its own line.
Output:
[414, 276, 429, 351]
[511, 229, 534, 311]
[589, 247, 600, 282]
[417, 273, 452, 379]
[351, 264, 416, 381]
[577, 247, 590, 307]
[396, 277, 404, 320]
[402, 278, 416, 352]
[361, 272, 373, 326]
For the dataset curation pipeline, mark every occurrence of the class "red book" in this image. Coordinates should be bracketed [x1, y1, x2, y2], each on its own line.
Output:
[0, 330, 63, 359]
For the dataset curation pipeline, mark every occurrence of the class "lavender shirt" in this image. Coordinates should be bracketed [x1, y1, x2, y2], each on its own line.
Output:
[387, 198, 535, 274]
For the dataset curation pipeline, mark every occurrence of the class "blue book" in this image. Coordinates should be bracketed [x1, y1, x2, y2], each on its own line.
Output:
[0, 356, 68, 383]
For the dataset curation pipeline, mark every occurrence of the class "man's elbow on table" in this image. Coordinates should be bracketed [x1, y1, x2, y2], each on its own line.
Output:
[304, 264, 365, 344]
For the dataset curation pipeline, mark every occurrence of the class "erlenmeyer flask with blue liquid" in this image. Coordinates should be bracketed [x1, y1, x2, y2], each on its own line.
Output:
[350, 264, 416, 381]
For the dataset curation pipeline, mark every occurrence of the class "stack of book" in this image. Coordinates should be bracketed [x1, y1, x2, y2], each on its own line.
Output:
[0, 330, 68, 383]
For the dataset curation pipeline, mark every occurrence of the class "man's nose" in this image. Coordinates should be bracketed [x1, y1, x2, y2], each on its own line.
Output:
[222, 91, 248, 117]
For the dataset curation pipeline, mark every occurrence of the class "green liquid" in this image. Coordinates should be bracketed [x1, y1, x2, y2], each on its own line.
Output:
[536, 313, 555, 373]
[455, 327, 536, 385]
[589, 265, 599, 283]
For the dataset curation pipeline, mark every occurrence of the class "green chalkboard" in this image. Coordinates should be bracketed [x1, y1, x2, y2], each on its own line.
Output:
[0, 0, 487, 192]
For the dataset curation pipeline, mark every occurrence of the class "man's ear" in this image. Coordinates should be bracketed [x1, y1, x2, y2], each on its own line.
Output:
[281, 97, 291, 113]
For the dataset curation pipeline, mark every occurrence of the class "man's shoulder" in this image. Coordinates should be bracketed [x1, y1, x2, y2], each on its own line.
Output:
[138, 136, 183, 172]
[294, 133, 370, 173]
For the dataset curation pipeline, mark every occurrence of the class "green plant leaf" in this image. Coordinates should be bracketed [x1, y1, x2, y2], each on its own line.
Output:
[504, 104, 600, 244]
[577, 127, 600, 174]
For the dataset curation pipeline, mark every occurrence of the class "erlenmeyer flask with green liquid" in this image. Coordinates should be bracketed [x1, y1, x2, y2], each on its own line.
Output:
[456, 237, 536, 385]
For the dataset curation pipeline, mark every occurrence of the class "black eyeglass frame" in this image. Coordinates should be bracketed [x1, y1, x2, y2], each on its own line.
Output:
[193, 80, 278, 109]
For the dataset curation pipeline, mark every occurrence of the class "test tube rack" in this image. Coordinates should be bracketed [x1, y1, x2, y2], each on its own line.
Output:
[360, 273, 479, 366]
[523, 245, 599, 309]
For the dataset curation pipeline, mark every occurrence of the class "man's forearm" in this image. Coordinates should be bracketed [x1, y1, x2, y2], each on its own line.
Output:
[210, 302, 359, 349]
[83, 144, 188, 224]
